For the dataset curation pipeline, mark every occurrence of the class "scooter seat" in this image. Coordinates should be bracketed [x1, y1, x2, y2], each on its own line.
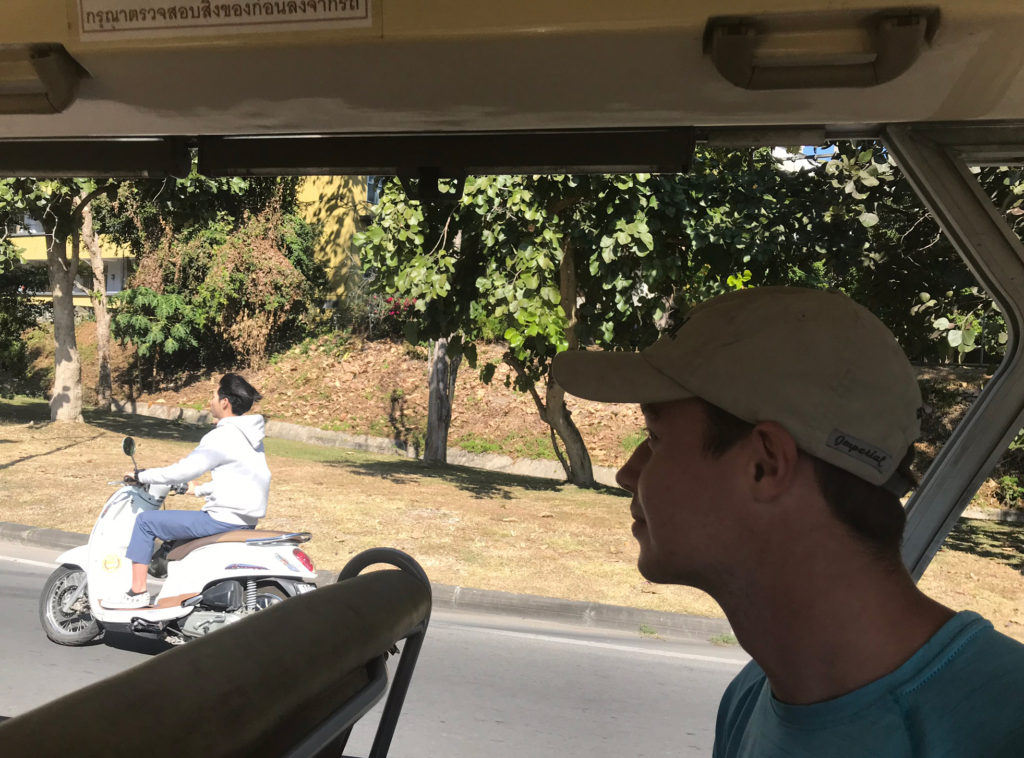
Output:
[166, 530, 309, 562]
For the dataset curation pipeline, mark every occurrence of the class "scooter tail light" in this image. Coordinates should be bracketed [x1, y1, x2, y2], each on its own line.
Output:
[293, 548, 315, 572]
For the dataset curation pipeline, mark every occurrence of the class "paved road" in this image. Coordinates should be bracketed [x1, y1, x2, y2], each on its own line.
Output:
[0, 544, 748, 756]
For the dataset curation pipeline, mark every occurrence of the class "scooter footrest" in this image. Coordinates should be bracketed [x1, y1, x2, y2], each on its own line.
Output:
[129, 618, 166, 635]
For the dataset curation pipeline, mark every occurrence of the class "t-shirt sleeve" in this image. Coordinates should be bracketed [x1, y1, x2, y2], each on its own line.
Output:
[714, 661, 766, 758]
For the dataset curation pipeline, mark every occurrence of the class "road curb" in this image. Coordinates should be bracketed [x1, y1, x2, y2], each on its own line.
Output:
[1, 521, 734, 643]
[429, 584, 733, 640]
[961, 507, 1024, 523]
[0, 522, 87, 552]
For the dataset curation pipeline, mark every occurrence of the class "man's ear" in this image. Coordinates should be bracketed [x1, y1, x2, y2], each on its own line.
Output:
[748, 422, 800, 501]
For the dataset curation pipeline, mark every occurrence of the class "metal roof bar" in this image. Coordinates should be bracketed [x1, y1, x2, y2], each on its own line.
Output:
[884, 123, 1024, 580]
[197, 128, 696, 177]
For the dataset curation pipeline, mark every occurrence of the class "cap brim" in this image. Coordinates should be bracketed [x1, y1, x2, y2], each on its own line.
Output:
[551, 351, 694, 403]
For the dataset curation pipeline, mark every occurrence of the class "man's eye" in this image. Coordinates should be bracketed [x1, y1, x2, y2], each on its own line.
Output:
[645, 429, 658, 443]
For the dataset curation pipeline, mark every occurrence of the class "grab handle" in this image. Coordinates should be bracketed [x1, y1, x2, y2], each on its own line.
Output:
[705, 9, 939, 90]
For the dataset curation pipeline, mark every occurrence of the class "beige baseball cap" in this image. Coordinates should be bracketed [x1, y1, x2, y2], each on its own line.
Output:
[552, 287, 922, 489]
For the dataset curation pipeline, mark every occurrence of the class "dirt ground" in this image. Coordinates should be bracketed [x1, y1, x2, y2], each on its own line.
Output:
[1, 402, 1021, 642]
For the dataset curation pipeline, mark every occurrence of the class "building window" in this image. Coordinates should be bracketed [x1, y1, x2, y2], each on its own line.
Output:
[7, 215, 45, 237]
[366, 176, 383, 206]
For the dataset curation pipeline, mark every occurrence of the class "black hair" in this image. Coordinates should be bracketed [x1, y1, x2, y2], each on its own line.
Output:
[698, 399, 909, 566]
[218, 373, 262, 415]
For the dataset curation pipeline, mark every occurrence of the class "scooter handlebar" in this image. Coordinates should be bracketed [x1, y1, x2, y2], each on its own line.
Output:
[113, 476, 187, 497]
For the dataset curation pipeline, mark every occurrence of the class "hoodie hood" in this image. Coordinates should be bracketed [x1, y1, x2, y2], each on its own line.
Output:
[218, 414, 266, 450]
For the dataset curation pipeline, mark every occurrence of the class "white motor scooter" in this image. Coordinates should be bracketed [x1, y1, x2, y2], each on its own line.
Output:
[39, 436, 319, 646]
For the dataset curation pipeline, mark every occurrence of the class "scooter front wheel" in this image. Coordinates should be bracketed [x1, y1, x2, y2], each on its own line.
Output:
[39, 565, 102, 646]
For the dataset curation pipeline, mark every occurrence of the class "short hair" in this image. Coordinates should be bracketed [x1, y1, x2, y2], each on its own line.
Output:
[218, 373, 262, 415]
[699, 400, 908, 565]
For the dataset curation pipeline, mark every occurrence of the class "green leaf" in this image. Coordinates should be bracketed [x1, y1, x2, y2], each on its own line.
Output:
[403, 320, 419, 344]
[540, 286, 561, 305]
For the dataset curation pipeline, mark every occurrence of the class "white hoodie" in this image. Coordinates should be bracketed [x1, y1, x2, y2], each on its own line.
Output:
[138, 415, 271, 526]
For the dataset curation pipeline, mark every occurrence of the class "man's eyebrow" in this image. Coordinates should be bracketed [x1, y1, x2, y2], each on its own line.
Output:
[640, 403, 658, 419]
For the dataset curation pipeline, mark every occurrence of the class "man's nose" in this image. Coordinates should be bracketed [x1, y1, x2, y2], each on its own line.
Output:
[616, 440, 649, 493]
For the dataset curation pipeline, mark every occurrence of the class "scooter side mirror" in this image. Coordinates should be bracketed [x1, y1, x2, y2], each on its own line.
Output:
[122, 437, 139, 475]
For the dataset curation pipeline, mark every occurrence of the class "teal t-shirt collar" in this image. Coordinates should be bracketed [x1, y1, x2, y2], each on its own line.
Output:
[766, 611, 988, 728]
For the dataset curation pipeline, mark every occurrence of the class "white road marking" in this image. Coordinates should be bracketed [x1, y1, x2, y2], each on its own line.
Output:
[443, 623, 748, 666]
[0, 555, 56, 569]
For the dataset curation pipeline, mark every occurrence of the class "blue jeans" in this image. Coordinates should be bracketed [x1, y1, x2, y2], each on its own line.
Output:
[126, 510, 250, 564]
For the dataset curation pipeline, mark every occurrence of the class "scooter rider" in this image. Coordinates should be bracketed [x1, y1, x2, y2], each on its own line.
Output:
[111, 373, 271, 609]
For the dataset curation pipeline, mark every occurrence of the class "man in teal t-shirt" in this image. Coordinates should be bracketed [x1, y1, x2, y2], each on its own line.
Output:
[715, 611, 1024, 756]
[552, 287, 1024, 757]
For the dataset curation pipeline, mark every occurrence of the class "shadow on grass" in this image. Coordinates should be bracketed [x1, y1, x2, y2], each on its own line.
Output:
[0, 433, 105, 470]
[332, 457, 626, 500]
[1, 398, 209, 445]
[0, 398, 49, 424]
[85, 411, 208, 445]
[4, 397, 627, 500]
[943, 519, 1024, 572]
[0, 399, 208, 472]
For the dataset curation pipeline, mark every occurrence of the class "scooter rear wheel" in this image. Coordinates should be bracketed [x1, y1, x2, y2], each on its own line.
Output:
[253, 584, 288, 611]
[39, 565, 102, 646]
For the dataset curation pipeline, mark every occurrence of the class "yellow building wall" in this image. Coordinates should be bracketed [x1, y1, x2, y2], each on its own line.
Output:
[14, 234, 49, 262]
[15, 233, 131, 308]
[298, 176, 367, 303]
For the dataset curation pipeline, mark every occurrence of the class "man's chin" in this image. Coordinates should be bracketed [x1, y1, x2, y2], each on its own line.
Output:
[636, 555, 677, 585]
[637, 553, 707, 589]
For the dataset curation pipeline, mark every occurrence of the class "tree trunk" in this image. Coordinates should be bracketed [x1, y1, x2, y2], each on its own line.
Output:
[80, 200, 112, 410]
[504, 352, 596, 487]
[424, 334, 462, 465]
[529, 235, 595, 486]
[46, 224, 83, 422]
[545, 379, 595, 486]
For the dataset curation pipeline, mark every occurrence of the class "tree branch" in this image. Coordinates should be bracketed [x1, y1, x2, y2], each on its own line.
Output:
[70, 182, 116, 222]
[547, 193, 581, 218]
[503, 350, 547, 421]
[548, 426, 570, 479]
[899, 213, 932, 247]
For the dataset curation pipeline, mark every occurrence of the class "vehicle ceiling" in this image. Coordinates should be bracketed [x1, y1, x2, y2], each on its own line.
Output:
[0, 1, 1022, 139]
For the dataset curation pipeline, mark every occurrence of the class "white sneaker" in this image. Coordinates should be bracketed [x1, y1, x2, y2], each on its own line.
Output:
[107, 591, 150, 609]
